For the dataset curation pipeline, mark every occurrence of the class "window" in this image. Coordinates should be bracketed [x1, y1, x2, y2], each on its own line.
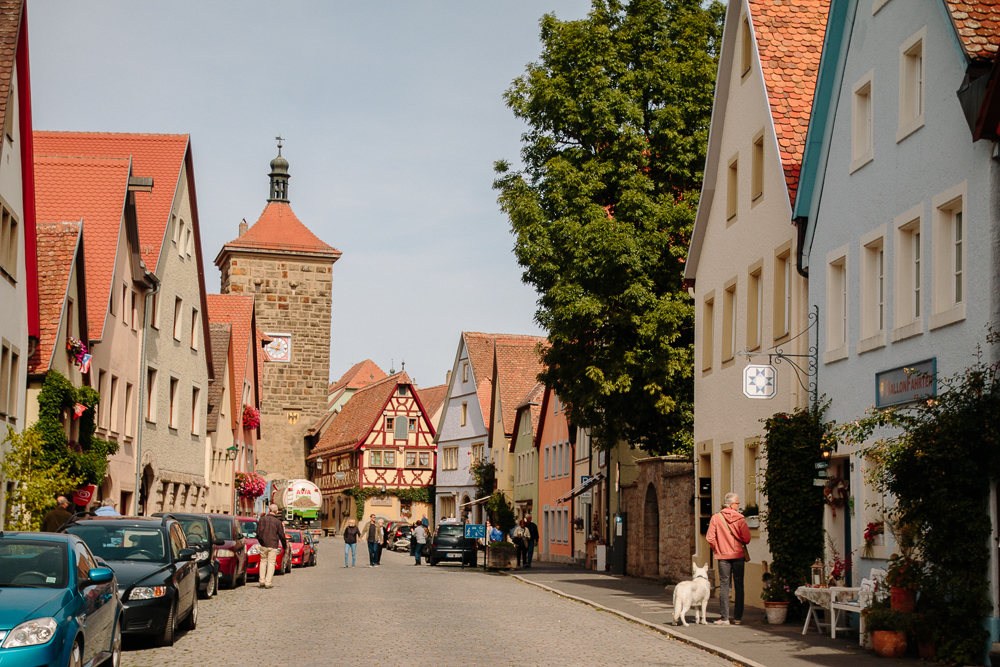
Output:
[460, 401, 467, 427]
[953, 211, 963, 305]
[383, 451, 395, 467]
[121, 284, 128, 325]
[462, 362, 469, 382]
[370, 451, 382, 467]
[419, 452, 430, 468]
[109, 376, 119, 434]
[442, 447, 459, 471]
[544, 445, 550, 479]
[408, 418, 416, 431]
[726, 156, 738, 223]
[741, 17, 753, 77]
[0, 343, 15, 420]
[746, 267, 762, 351]
[394, 415, 408, 440]
[190, 309, 199, 349]
[744, 444, 759, 508]
[124, 383, 134, 438]
[97, 370, 107, 429]
[773, 251, 791, 339]
[859, 227, 887, 351]
[751, 133, 764, 202]
[191, 387, 201, 434]
[557, 443, 563, 477]
[406, 452, 417, 467]
[385, 416, 394, 431]
[893, 206, 923, 340]
[131, 292, 138, 330]
[825, 251, 849, 358]
[150, 292, 159, 329]
[898, 29, 925, 141]
[0, 206, 18, 280]
[173, 297, 183, 340]
[146, 369, 158, 422]
[398, 385, 408, 396]
[472, 443, 484, 464]
[851, 70, 874, 172]
[702, 295, 715, 372]
[169, 377, 179, 428]
[722, 280, 737, 363]
[931, 183, 966, 329]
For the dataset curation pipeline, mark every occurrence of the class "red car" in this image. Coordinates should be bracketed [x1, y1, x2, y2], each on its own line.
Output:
[238, 517, 290, 580]
[207, 514, 248, 588]
[284, 529, 314, 567]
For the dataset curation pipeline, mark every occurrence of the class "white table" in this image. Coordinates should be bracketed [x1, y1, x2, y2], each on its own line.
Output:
[794, 586, 858, 637]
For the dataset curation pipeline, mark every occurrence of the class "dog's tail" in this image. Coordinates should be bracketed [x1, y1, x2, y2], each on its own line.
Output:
[671, 586, 679, 623]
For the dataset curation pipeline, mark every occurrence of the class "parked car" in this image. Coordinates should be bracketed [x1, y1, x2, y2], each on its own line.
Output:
[427, 523, 477, 566]
[153, 512, 222, 599]
[63, 515, 199, 646]
[237, 517, 290, 581]
[207, 514, 248, 589]
[284, 529, 312, 568]
[390, 524, 412, 552]
[302, 532, 318, 566]
[0, 530, 124, 667]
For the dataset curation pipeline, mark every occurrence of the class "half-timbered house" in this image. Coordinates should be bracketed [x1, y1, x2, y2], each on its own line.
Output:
[307, 371, 436, 533]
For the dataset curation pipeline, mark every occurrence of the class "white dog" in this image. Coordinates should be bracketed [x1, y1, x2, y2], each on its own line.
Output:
[672, 561, 711, 627]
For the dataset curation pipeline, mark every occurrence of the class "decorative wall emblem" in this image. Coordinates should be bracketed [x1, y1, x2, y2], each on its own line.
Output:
[286, 411, 299, 424]
[743, 364, 777, 399]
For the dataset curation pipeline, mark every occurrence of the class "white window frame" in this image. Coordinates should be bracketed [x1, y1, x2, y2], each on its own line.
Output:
[858, 225, 887, 354]
[850, 69, 875, 173]
[930, 182, 967, 330]
[892, 204, 924, 342]
[897, 27, 926, 143]
[824, 245, 849, 363]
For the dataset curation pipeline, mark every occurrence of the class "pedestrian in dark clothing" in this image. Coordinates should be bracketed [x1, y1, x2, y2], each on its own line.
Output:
[513, 520, 528, 568]
[256, 503, 289, 589]
[343, 519, 360, 567]
[376, 519, 386, 565]
[40, 496, 73, 532]
[365, 515, 382, 567]
[413, 523, 427, 565]
[409, 521, 418, 558]
[524, 514, 539, 568]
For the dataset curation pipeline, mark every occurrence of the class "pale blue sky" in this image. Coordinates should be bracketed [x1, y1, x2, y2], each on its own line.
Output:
[29, 1, 592, 388]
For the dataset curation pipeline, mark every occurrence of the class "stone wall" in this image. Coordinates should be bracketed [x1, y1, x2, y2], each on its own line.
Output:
[620, 456, 695, 583]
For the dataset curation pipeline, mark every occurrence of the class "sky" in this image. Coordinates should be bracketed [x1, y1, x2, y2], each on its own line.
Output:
[28, 1, 593, 389]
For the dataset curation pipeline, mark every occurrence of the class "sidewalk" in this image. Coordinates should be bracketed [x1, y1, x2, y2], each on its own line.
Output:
[507, 563, 923, 667]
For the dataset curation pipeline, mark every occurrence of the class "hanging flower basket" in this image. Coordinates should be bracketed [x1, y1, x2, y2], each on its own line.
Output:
[235, 471, 265, 498]
[241, 405, 260, 430]
[66, 337, 88, 366]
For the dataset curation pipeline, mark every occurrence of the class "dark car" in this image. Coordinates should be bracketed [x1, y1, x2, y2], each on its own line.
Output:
[427, 523, 477, 566]
[0, 531, 124, 667]
[63, 516, 199, 647]
[389, 524, 412, 551]
[153, 512, 222, 599]
[206, 514, 248, 588]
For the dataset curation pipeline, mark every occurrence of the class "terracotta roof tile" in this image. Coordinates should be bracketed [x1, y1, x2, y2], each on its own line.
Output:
[33, 155, 131, 341]
[0, 1, 21, 149]
[494, 339, 547, 437]
[330, 359, 387, 394]
[217, 202, 341, 260]
[462, 332, 547, 425]
[415, 383, 447, 421]
[205, 294, 255, 403]
[310, 372, 412, 456]
[28, 221, 81, 374]
[206, 323, 231, 433]
[944, 1, 1000, 58]
[748, 0, 831, 206]
[33, 132, 189, 271]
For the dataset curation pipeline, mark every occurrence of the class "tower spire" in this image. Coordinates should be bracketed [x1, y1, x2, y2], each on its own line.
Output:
[268, 136, 290, 202]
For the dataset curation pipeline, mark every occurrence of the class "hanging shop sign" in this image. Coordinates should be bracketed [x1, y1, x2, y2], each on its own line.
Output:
[743, 364, 777, 400]
[875, 358, 936, 409]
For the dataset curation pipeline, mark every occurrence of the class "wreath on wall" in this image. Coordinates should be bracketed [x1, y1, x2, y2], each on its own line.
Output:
[823, 477, 848, 519]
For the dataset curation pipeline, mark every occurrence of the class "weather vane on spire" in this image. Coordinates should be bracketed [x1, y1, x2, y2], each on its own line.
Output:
[275, 135, 284, 153]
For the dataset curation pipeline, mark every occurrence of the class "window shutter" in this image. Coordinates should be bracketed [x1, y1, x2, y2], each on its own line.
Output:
[394, 416, 408, 440]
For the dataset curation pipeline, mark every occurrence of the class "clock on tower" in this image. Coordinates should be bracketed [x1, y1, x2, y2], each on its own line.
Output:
[264, 333, 292, 363]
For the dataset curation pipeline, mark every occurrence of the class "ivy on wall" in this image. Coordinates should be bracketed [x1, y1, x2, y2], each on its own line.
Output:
[33, 370, 117, 486]
[343, 485, 433, 522]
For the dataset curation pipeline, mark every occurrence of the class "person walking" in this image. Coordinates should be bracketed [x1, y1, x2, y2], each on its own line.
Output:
[364, 514, 382, 567]
[707, 492, 751, 625]
[94, 499, 120, 516]
[343, 519, 360, 567]
[412, 521, 427, 565]
[41, 496, 73, 532]
[524, 514, 539, 568]
[409, 520, 419, 559]
[512, 520, 528, 568]
[375, 518, 387, 565]
[256, 503, 289, 589]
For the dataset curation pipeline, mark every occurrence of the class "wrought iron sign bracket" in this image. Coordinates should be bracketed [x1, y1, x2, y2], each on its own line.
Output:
[738, 305, 819, 409]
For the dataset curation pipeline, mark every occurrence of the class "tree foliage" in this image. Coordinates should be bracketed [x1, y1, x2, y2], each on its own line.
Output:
[1, 428, 82, 531]
[494, 0, 724, 454]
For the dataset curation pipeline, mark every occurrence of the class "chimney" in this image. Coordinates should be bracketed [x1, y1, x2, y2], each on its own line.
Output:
[239, 218, 248, 236]
[446, 370, 452, 386]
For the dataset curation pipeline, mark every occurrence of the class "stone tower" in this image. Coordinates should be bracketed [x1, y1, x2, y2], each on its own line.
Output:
[214, 141, 341, 481]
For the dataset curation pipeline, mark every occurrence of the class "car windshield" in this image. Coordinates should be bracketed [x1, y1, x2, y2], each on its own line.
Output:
[438, 525, 464, 537]
[67, 525, 167, 563]
[0, 540, 68, 588]
[239, 521, 257, 538]
[178, 519, 211, 546]
[286, 531, 302, 543]
[211, 518, 233, 540]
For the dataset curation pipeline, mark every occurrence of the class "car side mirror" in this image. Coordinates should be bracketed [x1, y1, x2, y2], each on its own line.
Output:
[213, 539, 225, 546]
[177, 548, 197, 562]
[87, 567, 114, 584]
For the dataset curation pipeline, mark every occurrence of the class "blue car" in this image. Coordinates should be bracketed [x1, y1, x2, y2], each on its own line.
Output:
[0, 530, 122, 667]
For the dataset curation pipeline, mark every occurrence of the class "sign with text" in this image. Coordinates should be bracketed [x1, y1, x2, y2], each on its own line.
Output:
[875, 358, 936, 408]
[580, 475, 592, 500]
[743, 364, 777, 399]
[465, 524, 486, 540]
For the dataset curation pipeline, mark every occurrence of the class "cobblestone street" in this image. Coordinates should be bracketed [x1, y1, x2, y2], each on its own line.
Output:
[121, 537, 737, 667]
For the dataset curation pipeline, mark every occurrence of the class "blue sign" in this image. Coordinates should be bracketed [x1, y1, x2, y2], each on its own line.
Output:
[465, 524, 486, 539]
[875, 358, 936, 408]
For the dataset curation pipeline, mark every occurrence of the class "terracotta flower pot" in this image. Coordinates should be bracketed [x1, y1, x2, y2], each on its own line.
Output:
[889, 586, 916, 613]
[872, 630, 907, 658]
[763, 601, 788, 625]
[917, 639, 934, 660]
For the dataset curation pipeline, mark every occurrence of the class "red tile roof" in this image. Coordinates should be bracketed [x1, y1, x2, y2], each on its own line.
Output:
[944, 2, 1000, 59]
[206, 322, 231, 433]
[462, 332, 547, 426]
[216, 201, 341, 261]
[0, 1, 21, 144]
[310, 372, 412, 456]
[34, 155, 131, 341]
[28, 221, 81, 374]
[494, 339, 547, 437]
[748, 0, 831, 207]
[415, 383, 447, 421]
[510, 381, 545, 452]
[33, 132, 189, 272]
[205, 294, 255, 406]
[330, 359, 387, 394]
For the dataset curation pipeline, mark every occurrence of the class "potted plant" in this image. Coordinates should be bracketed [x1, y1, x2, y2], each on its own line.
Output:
[241, 405, 261, 430]
[862, 520, 884, 558]
[485, 540, 517, 570]
[760, 574, 792, 624]
[885, 553, 920, 612]
[862, 603, 909, 658]
[743, 503, 760, 529]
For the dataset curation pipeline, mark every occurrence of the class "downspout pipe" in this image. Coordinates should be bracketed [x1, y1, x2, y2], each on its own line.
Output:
[133, 269, 160, 515]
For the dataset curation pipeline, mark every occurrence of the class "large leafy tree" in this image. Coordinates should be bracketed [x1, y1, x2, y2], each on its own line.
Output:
[495, 0, 723, 454]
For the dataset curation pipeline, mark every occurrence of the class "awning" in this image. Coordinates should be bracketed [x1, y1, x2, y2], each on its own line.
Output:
[459, 496, 491, 508]
[556, 473, 604, 504]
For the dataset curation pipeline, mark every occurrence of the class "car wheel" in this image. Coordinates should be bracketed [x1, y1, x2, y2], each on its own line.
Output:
[200, 572, 215, 599]
[430, 558, 438, 566]
[181, 594, 198, 631]
[69, 639, 82, 667]
[158, 600, 176, 647]
[238, 563, 247, 587]
[101, 617, 122, 667]
[285, 555, 292, 574]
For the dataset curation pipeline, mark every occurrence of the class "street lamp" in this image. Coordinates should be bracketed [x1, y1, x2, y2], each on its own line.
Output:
[315, 456, 324, 469]
[225, 445, 239, 461]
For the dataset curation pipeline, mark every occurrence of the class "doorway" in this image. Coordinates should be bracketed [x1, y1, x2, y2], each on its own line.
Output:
[642, 484, 659, 577]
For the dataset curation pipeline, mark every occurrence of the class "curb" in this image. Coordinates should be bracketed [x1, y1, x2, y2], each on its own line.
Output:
[505, 573, 769, 667]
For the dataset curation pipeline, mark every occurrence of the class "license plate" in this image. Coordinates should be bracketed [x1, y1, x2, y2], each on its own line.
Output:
[447, 553, 458, 559]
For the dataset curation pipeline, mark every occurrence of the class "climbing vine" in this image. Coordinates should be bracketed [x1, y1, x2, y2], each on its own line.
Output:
[470, 459, 495, 499]
[343, 485, 433, 521]
[32, 369, 117, 486]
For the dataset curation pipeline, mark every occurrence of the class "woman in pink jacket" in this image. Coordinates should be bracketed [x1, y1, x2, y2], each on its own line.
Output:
[706, 493, 751, 625]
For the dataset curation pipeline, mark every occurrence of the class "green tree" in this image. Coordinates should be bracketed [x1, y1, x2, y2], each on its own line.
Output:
[1, 428, 82, 531]
[494, 0, 724, 454]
